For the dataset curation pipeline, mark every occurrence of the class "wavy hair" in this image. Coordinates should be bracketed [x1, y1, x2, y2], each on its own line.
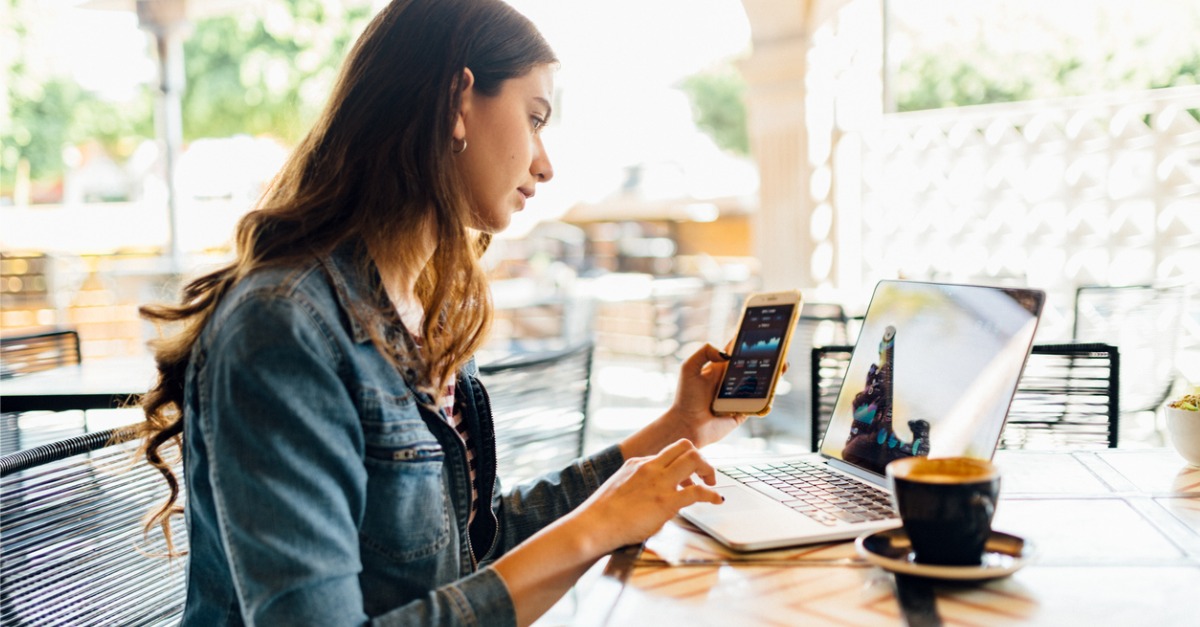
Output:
[133, 0, 556, 555]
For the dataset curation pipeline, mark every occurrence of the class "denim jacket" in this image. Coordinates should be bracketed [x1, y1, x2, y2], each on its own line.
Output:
[180, 245, 624, 626]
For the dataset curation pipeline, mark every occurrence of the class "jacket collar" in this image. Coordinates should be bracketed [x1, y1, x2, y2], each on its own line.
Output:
[319, 241, 394, 345]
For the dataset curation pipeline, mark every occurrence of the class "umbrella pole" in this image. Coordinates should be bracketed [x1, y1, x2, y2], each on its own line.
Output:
[138, 0, 188, 277]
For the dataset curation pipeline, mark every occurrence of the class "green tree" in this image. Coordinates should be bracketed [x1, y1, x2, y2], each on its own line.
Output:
[4, 77, 76, 187]
[1151, 51, 1200, 88]
[679, 66, 750, 156]
[895, 37, 1200, 112]
[895, 54, 1034, 112]
[2, 0, 371, 198]
[182, 0, 373, 143]
[2, 0, 155, 195]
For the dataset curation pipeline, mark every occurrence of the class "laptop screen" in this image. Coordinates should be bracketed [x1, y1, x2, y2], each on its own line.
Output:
[819, 281, 1045, 476]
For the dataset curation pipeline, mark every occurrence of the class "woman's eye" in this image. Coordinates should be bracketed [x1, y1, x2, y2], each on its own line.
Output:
[531, 116, 546, 132]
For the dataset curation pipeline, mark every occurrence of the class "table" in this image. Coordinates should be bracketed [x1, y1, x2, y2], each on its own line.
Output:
[0, 357, 156, 413]
[576, 449, 1200, 626]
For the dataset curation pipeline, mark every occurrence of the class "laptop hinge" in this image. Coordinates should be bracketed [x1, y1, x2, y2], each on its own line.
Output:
[826, 458, 889, 489]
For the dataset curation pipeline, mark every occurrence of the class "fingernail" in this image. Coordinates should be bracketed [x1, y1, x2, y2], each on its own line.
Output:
[720, 495, 726, 503]
[718, 351, 731, 360]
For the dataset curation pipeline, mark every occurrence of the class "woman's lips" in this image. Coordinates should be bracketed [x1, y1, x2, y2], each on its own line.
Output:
[517, 187, 534, 209]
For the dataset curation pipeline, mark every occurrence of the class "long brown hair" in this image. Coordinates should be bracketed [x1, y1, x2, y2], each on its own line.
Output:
[134, 0, 556, 554]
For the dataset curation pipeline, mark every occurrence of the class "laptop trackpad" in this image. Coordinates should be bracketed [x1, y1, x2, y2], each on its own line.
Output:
[684, 485, 821, 548]
[685, 485, 785, 521]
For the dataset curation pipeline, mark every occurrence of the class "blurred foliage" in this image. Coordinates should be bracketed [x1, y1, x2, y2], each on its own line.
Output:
[896, 44, 1200, 112]
[3, 1, 152, 192]
[5, 0, 1198, 193]
[679, 66, 750, 156]
[1150, 51, 1200, 88]
[683, 14, 1199, 148]
[182, 0, 373, 142]
[895, 55, 1034, 111]
[2, 0, 371, 191]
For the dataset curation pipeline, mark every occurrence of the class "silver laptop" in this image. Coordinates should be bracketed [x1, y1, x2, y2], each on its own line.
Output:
[681, 280, 1046, 551]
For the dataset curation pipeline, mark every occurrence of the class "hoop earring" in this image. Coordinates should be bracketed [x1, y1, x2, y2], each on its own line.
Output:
[452, 137, 467, 154]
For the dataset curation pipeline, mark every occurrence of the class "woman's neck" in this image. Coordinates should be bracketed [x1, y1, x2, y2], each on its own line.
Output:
[371, 218, 436, 313]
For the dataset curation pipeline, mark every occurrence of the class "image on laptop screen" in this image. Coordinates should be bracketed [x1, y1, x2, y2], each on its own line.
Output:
[819, 281, 1044, 476]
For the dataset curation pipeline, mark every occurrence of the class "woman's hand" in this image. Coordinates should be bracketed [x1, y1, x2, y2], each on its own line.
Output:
[574, 439, 723, 552]
[491, 439, 724, 625]
[665, 342, 748, 448]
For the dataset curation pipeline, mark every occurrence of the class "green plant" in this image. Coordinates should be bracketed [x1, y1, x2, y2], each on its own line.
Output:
[1169, 388, 1200, 411]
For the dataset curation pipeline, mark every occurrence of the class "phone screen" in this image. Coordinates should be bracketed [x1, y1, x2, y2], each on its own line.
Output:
[717, 303, 796, 400]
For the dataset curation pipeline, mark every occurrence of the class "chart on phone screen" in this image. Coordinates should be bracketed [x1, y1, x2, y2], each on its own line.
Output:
[720, 304, 793, 399]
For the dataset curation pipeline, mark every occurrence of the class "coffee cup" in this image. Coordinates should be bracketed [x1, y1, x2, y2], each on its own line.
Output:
[1165, 406, 1200, 467]
[886, 456, 1000, 566]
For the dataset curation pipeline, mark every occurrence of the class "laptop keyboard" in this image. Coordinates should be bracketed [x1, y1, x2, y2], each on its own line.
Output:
[720, 460, 897, 527]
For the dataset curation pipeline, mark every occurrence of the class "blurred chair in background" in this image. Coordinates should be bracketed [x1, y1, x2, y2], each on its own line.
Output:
[1, 328, 81, 379]
[478, 341, 594, 487]
[1001, 343, 1120, 449]
[1073, 284, 1189, 443]
[1, 328, 84, 456]
[809, 344, 853, 452]
[0, 427, 187, 625]
[809, 343, 1120, 452]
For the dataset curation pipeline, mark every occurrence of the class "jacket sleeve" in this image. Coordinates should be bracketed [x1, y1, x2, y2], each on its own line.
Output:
[489, 444, 626, 557]
[196, 289, 516, 627]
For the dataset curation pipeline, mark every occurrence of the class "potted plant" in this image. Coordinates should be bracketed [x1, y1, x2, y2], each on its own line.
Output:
[1165, 387, 1200, 466]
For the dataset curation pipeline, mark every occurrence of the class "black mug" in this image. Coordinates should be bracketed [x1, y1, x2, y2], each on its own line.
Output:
[886, 456, 1000, 566]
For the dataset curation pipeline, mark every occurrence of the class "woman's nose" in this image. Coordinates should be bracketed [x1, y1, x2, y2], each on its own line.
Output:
[533, 140, 554, 183]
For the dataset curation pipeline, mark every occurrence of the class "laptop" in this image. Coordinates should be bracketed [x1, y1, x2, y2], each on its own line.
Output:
[681, 280, 1046, 551]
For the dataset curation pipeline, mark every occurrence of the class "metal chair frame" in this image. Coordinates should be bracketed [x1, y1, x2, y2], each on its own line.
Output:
[0, 341, 595, 624]
[809, 342, 1121, 452]
[478, 341, 594, 486]
[1, 427, 187, 626]
[1, 328, 82, 380]
[2, 328, 87, 456]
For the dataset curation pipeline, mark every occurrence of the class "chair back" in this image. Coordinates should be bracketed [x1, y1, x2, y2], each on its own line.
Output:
[809, 342, 1120, 452]
[778, 304, 850, 441]
[478, 342, 594, 486]
[1002, 343, 1120, 449]
[1073, 284, 1187, 414]
[809, 345, 854, 452]
[1, 328, 85, 457]
[0, 428, 187, 626]
[1, 329, 81, 380]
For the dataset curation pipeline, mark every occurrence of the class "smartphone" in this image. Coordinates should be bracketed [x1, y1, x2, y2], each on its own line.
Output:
[711, 290, 803, 416]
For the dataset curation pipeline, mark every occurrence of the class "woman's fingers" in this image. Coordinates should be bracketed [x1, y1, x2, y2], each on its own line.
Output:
[676, 483, 724, 506]
[647, 439, 718, 487]
[681, 343, 728, 377]
[647, 438, 695, 468]
[673, 452, 717, 487]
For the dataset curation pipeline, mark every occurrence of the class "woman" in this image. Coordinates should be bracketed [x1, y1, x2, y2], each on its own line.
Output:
[135, 0, 746, 625]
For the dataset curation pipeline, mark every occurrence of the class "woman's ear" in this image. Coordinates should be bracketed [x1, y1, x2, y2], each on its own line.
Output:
[454, 68, 476, 141]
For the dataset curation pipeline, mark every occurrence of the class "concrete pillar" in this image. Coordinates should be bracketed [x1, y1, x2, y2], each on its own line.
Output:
[739, 0, 848, 293]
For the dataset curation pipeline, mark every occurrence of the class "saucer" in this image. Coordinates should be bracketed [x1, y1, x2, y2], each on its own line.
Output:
[855, 526, 1033, 581]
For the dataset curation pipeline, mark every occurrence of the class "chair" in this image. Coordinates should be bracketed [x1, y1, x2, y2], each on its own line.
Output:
[1, 329, 85, 456]
[810, 343, 1120, 452]
[765, 303, 851, 440]
[809, 345, 854, 452]
[478, 341, 594, 486]
[1, 328, 82, 380]
[0, 427, 187, 626]
[1073, 284, 1188, 418]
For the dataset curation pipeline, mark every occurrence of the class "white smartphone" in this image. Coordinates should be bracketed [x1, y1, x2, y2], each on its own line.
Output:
[711, 290, 803, 416]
